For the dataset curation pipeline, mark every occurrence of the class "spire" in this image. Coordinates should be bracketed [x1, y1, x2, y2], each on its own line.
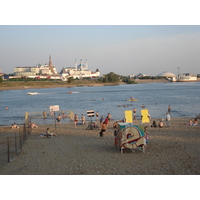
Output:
[48, 55, 55, 74]
[49, 55, 52, 67]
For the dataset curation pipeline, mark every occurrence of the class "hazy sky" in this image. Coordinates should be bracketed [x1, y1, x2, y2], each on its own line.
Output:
[0, 25, 200, 76]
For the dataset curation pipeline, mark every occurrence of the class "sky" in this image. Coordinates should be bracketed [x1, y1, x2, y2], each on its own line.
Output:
[0, 1, 200, 77]
[1, 25, 200, 76]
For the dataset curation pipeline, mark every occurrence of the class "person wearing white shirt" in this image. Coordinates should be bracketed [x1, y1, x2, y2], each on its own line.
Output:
[166, 113, 171, 127]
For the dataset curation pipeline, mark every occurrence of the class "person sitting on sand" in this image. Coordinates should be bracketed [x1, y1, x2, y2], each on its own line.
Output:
[194, 118, 198, 125]
[158, 121, 164, 128]
[46, 128, 57, 137]
[151, 121, 157, 127]
[188, 119, 193, 126]
[31, 122, 38, 128]
[11, 123, 19, 129]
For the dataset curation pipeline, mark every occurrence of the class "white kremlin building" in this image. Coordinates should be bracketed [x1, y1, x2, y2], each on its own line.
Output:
[12, 56, 100, 81]
[60, 59, 100, 80]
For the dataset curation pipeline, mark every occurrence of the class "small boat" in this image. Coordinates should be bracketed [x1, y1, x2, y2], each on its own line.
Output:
[68, 91, 72, 94]
[27, 92, 39, 95]
[126, 99, 138, 101]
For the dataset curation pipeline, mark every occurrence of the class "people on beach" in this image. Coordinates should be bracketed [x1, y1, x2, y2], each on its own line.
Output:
[158, 120, 164, 128]
[96, 111, 99, 119]
[31, 122, 38, 128]
[99, 122, 107, 137]
[168, 105, 171, 114]
[104, 116, 109, 125]
[74, 114, 79, 127]
[100, 116, 104, 124]
[11, 123, 19, 129]
[188, 118, 198, 126]
[194, 118, 198, 125]
[133, 108, 136, 119]
[151, 121, 157, 127]
[166, 113, 171, 127]
[43, 111, 47, 118]
[56, 114, 62, 125]
[113, 121, 118, 129]
[107, 113, 112, 121]
[46, 128, 57, 137]
[81, 114, 86, 125]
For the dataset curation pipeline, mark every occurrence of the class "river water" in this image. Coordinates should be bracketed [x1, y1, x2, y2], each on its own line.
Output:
[0, 82, 200, 126]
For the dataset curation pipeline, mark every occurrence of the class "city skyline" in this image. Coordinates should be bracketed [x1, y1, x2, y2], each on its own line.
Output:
[0, 25, 200, 76]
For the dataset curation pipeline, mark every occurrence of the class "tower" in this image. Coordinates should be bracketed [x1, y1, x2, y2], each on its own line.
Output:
[48, 55, 55, 74]
[75, 59, 78, 69]
[49, 55, 53, 67]
[85, 59, 88, 70]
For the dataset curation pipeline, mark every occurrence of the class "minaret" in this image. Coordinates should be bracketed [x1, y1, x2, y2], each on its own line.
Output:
[48, 55, 55, 74]
[85, 59, 88, 70]
[49, 55, 52, 67]
[75, 59, 78, 69]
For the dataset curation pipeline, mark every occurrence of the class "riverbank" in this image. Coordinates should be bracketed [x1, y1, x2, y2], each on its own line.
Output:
[0, 81, 125, 91]
[0, 79, 169, 91]
[0, 117, 199, 175]
[1, 78, 200, 91]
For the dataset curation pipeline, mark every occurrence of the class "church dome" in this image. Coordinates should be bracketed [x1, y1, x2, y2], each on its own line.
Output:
[157, 71, 176, 77]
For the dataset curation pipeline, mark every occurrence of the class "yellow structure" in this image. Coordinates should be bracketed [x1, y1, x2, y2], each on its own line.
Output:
[141, 109, 150, 124]
[124, 110, 133, 123]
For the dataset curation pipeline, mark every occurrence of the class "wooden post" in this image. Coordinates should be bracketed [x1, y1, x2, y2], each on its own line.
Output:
[24, 124, 26, 141]
[7, 137, 10, 162]
[54, 111, 57, 134]
[15, 132, 17, 155]
[19, 132, 22, 150]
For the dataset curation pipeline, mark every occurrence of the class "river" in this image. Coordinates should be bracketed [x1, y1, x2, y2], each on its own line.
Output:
[0, 82, 199, 126]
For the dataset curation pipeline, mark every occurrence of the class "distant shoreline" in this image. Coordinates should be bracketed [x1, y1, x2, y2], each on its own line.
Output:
[0, 78, 199, 91]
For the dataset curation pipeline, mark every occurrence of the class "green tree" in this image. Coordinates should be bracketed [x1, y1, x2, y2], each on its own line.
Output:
[67, 77, 74, 84]
[101, 72, 120, 83]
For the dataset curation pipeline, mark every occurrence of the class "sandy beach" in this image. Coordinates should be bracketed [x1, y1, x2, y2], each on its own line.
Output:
[0, 117, 199, 175]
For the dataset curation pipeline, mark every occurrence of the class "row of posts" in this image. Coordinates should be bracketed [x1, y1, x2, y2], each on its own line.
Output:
[7, 122, 31, 163]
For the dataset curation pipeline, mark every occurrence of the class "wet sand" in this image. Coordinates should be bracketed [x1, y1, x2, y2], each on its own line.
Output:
[0, 118, 199, 175]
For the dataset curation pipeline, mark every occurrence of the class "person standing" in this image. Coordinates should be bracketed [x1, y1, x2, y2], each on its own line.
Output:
[166, 113, 171, 127]
[100, 116, 104, 124]
[96, 111, 99, 119]
[74, 114, 79, 128]
[81, 114, 86, 125]
[43, 110, 47, 118]
[99, 122, 107, 137]
[133, 108, 136, 119]
[56, 114, 62, 125]
[168, 105, 171, 114]
[107, 113, 112, 120]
